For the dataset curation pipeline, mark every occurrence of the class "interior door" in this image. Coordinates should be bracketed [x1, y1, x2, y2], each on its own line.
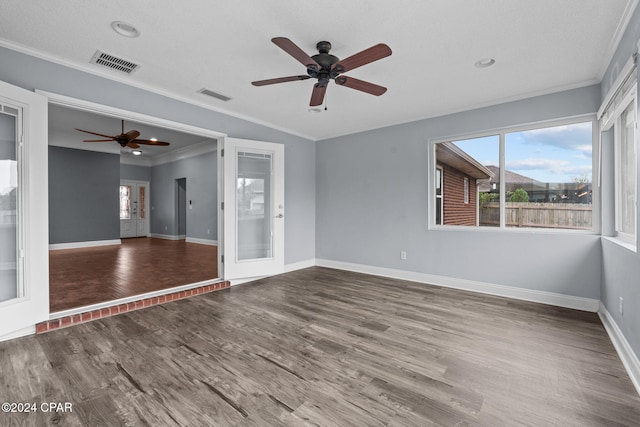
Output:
[0, 80, 48, 339]
[120, 180, 149, 238]
[221, 138, 284, 280]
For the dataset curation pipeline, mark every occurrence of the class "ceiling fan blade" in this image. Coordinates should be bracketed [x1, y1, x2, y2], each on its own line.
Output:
[252, 75, 311, 86]
[127, 142, 140, 149]
[332, 43, 392, 74]
[74, 128, 115, 139]
[132, 139, 171, 146]
[82, 139, 115, 142]
[335, 76, 387, 96]
[310, 83, 327, 107]
[124, 130, 141, 141]
[272, 37, 320, 70]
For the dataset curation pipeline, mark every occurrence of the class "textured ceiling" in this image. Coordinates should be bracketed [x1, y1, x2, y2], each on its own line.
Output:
[0, 0, 636, 140]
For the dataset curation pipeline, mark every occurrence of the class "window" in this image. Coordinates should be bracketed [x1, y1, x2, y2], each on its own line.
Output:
[433, 119, 594, 230]
[463, 177, 469, 204]
[435, 166, 443, 225]
[434, 135, 499, 227]
[615, 99, 637, 243]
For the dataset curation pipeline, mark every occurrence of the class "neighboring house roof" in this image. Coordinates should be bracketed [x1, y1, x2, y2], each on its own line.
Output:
[483, 165, 539, 185]
[436, 142, 494, 180]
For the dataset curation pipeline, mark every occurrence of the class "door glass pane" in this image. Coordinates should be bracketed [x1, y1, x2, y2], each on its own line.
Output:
[139, 186, 146, 220]
[237, 152, 272, 260]
[120, 185, 132, 220]
[0, 112, 18, 303]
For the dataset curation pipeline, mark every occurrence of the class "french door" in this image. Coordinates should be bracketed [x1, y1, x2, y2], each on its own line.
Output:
[120, 180, 150, 238]
[221, 138, 284, 280]
[0, 80, 48, 339]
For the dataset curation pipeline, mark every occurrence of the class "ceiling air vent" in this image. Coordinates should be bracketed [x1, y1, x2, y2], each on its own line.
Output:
[90, 50, 140, 74]
[198, 88, 232, 102]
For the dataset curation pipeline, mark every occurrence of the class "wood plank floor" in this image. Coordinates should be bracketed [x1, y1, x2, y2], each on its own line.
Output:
[2, 267, 639, 426]
[49, 238, 218, 313]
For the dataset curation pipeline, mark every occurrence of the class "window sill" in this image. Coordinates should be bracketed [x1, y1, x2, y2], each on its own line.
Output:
[429, 224, 598, 236]
[601, 236, 637, 253]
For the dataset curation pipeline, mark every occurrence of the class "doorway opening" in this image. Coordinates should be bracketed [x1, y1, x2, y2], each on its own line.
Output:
[45, 94, 225, 316]
[175, 178, 187, 239]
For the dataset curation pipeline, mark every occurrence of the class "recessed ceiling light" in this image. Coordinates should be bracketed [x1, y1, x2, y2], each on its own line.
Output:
[308, 107, 323, 113]
[475, 58, 496, 68]
[111, 21, 140, 38]
[149, 138, 158, 141]
[132, 150, 142, 156]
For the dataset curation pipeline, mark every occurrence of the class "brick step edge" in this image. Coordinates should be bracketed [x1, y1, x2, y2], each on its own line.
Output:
[36, 281, 231, 334]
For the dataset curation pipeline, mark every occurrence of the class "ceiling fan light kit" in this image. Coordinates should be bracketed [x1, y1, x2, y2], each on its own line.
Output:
[252, 37, 392, 107]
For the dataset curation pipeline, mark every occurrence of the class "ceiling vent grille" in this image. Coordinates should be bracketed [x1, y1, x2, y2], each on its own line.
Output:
[90, 50, 140, 74]
[198, 88, 232, 102]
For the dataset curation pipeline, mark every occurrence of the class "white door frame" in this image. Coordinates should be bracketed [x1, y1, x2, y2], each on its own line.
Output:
[0, 81, 48, 340]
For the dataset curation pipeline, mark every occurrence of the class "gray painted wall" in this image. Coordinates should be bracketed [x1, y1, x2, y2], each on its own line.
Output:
[120, 164, 151, 182]
[599, 5, 640, 364]
[150, 151, 217, 240]
[48, 146, 119, 243]
[0, 47, 316, 264]
[316, 85, 602, 299]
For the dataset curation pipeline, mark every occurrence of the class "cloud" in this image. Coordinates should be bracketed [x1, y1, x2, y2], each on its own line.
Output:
[511, 123, 592, 157]
[506, 158, 591, 180]
[507, 158, 569, 173]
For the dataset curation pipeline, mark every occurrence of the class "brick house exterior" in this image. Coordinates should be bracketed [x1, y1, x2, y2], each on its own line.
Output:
[439, 162, 478, 225]
[436, 142, 493, 226]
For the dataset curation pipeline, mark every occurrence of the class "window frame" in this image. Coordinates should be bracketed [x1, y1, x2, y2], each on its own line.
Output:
[429, 114, 599, 234]
[435, 165, 443, 225]
[613, 89, 637, 247]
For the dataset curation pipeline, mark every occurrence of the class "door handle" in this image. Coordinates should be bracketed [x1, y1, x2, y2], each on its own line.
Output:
[275, 213, 284, 218]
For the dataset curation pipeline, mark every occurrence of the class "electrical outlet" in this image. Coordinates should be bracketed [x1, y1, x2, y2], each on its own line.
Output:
[207, 229, 210, 235]
[400, 251, 407, 260]
[164, 225, 168, 231]
[619, 297, 624, 315]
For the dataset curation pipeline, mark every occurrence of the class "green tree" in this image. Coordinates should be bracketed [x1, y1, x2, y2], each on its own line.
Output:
[509, 188, 529, 202]
[479, 192, 499, 206]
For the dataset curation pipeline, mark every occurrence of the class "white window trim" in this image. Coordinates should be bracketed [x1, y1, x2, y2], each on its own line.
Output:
[428, 114, 599, 234]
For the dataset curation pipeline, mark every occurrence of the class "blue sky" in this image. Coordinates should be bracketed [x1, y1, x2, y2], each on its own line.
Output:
[452, 122, 592, 183]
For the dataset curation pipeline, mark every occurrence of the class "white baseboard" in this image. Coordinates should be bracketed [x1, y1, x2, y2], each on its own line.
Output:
[228, 259, 317, 286]
[285, 258, 317, 273]
[150, 233, 181, 240]
[315, 259, 600, 312]
[49, 239, 121, 250]
[185, 237, 218, 246]
[598, 302, 640, 396]
[0, 325, 35, 343]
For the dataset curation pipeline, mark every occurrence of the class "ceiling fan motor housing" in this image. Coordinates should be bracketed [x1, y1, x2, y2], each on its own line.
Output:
[308, 41, 341, 85]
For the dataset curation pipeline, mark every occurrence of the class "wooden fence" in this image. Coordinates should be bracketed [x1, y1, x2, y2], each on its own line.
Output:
[480, 202, 592, 229]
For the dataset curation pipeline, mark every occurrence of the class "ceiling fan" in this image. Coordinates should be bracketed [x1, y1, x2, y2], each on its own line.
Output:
[252, 37, 392, 107]
[74, 120, 170, 149]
